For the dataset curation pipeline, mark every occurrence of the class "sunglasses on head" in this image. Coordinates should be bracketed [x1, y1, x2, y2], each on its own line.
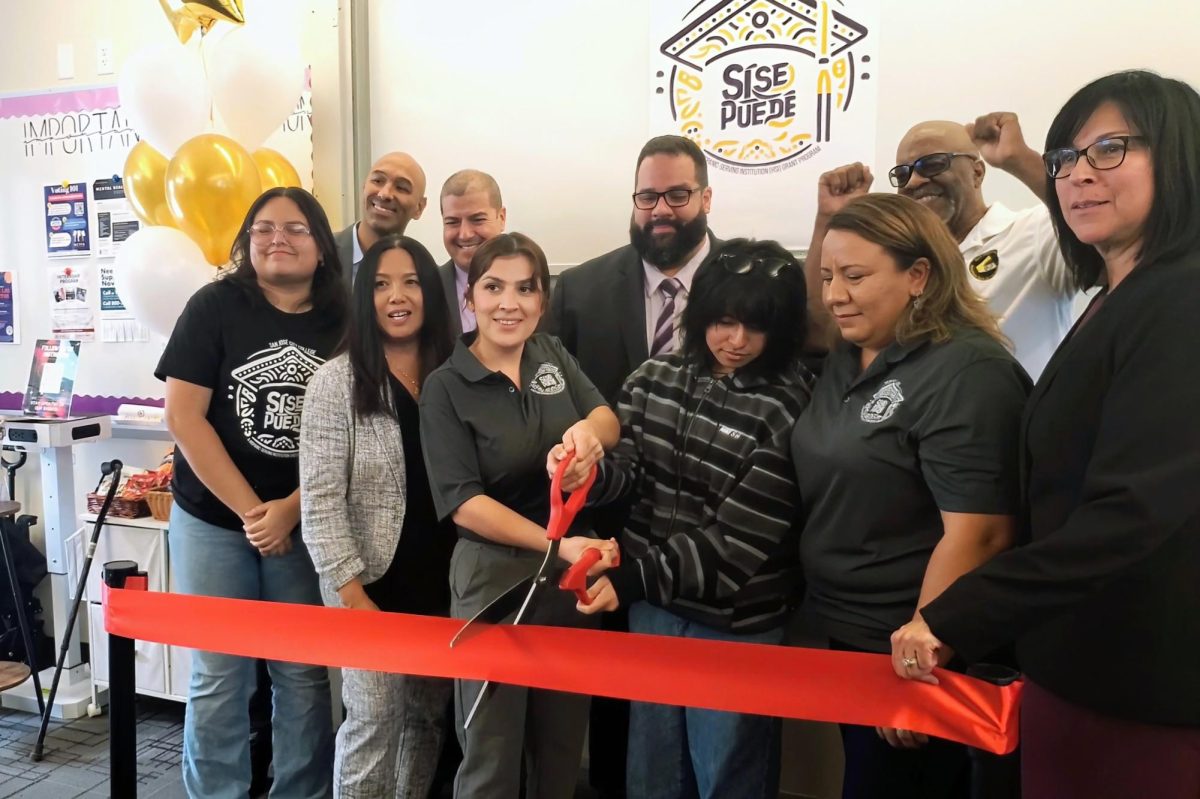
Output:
[888, 152, 978, 188]
[716, 251, 793, 277]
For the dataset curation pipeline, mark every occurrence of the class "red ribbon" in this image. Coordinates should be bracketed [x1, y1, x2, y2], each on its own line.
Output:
[102, 585, 1020, 754]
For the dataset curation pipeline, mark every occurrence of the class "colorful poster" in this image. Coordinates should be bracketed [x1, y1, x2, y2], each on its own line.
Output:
[93, 176, 140, 258]
[44, 181, 91, 256]
[649, 0, 880, 246]
[23, 339, 81, 418]
[48, 262, 96, 341]
[0, 271, 15, 344]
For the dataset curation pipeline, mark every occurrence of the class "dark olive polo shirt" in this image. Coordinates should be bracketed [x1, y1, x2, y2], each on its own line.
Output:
[791, 328, 1030, 651]
[419, 332, 607, 539]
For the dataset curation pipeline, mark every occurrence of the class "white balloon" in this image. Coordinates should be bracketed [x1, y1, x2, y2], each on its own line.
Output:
[208, 24, 305, 151]
[113, 227, 213, 338]
[117, 43, 212, 157]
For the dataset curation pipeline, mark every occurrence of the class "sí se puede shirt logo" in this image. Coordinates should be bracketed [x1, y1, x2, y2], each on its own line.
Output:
[654, 0, 872, 175]
[228, 340, 326, 457]
[530, 363, 567, 396]
[860, 379, 904, 424]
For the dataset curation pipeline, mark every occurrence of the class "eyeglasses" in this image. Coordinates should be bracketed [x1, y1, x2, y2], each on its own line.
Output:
[632, 187, 702, 210]
[1043, 135, 1145, 179]
[248, 221, 313, 241]
[888, 152, 978, 188]
[717, 252, 793, 277]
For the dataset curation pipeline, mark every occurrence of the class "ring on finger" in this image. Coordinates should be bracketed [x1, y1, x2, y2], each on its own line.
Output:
[901, 656, 918, 669]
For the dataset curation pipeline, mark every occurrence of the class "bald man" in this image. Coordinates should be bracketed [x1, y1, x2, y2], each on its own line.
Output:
[437, 169, 507, 336]
[805, 113, 1075, 379]
[335, 151, 429, 289]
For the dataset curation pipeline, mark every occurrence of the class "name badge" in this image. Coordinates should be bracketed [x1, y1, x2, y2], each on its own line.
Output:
[969, 250, 1000, 281]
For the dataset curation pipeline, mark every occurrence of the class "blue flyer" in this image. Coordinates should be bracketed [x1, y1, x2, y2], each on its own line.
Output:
[44, 182, 91, 257]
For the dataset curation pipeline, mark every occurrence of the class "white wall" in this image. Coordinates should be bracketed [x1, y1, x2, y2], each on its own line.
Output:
[372, 0, 1200, 268]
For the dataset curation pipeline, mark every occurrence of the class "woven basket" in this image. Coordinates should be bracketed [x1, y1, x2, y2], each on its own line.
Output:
[86, 493, 149, 519]
[146, 490, 173, 522]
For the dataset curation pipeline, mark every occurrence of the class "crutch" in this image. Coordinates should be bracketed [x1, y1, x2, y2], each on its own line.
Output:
[32, 459, 122, 761]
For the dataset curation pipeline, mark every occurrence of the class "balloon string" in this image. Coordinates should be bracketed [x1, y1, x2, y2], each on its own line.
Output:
[199, 32, 214, 129]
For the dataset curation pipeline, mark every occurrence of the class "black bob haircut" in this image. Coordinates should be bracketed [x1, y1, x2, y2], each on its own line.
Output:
[345, 235, 453, 419]
[1045, 70, 1200, 290]
[679, 238, 807, 377]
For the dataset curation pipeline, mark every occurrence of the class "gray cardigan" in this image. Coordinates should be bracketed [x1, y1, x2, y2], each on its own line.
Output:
[299, 353, 407, 602]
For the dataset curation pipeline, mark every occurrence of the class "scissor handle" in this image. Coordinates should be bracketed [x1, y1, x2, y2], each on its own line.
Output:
[558, 544, 620, 604]
[546, 452, 597, 542]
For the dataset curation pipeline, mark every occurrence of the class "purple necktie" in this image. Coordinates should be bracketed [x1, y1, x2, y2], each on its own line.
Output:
[650, 278, 682, 356]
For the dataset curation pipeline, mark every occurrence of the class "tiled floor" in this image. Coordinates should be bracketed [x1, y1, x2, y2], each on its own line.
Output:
[0, 698, 186, 798]
[0, 698, 603, 798]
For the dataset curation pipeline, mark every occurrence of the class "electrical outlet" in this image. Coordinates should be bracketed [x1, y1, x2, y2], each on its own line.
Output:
[96, 39, 114, 75]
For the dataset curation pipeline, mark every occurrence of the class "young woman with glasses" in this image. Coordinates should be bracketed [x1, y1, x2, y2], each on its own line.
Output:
[157, 186, 346, 797]
[300, 235, 456, 797]
[562, 238, 812, 799]
[792, 193, 1030, 799]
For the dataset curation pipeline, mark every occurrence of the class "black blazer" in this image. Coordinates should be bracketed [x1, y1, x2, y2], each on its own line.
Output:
[438, 261, 465, 338]
[547, 233, 721, 404]
[923, 251, 1200, 726]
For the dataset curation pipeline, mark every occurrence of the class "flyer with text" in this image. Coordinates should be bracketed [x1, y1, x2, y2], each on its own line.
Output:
[44, 182, 91, 257]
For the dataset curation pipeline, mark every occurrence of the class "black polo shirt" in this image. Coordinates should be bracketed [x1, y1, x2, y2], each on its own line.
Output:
[419, 332, 607, 539]
[791, 328, 1030, 652]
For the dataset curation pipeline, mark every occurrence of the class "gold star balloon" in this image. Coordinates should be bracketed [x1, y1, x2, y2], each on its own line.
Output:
[158, 0, 245, 44]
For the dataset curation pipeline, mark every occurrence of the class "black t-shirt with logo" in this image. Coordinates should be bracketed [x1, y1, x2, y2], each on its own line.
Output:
[155, 279, 343, 532]
[790, 328, 1030, 651]
[419, 332, 607, 537]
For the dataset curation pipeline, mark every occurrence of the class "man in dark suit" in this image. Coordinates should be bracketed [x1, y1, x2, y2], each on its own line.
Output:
[334, 151, 428, 291]
[436, 169, 507, 337]
[547, 135, 720, 799]
[549, 134, 720, 404]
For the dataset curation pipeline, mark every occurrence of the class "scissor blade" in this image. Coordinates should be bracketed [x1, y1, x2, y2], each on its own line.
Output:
[449, 575, 535, 647]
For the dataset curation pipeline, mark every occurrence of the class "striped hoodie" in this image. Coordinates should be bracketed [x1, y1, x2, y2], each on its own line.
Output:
[596, 354, 813, 633]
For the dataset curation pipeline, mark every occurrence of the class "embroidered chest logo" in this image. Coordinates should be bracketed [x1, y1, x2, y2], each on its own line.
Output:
[860, 379, 904, 424]
[529, 363, 566, 396]
[228, 340, 326, 457]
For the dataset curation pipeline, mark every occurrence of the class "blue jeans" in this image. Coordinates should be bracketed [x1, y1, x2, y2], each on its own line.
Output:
[169, 504, 333, 798]
[626, 602, 783, 799]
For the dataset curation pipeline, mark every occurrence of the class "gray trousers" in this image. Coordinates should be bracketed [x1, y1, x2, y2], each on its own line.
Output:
[449, 538, 594, 799]
[334, 666, 451, 798]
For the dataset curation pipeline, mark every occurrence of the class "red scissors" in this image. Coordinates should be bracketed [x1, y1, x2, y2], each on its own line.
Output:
[451, 454, 616, 727]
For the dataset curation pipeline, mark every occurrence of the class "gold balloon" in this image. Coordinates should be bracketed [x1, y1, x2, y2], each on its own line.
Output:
[123, 141, 176, 228]
[166, 133, 263, 266]
[252, 148, 302, 190]
[158, 0, 245, 44]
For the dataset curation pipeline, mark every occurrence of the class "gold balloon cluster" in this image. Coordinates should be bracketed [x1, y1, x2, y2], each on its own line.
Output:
[122, 0, 303, 266]
[123, 136, 301, 266]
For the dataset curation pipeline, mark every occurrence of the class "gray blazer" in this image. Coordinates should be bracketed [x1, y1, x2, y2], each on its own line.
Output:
[299, 354, 406, 602]
[334, 224, 357, 294]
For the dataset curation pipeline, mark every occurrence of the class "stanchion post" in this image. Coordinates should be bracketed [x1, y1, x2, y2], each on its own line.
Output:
[967, 663, 1021, 799]
[105, 559, 144, 799]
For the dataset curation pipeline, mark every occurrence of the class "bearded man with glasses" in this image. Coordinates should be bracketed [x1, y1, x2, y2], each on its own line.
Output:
[547, 134, 723, 799]
[803, 114, 1077, 380]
